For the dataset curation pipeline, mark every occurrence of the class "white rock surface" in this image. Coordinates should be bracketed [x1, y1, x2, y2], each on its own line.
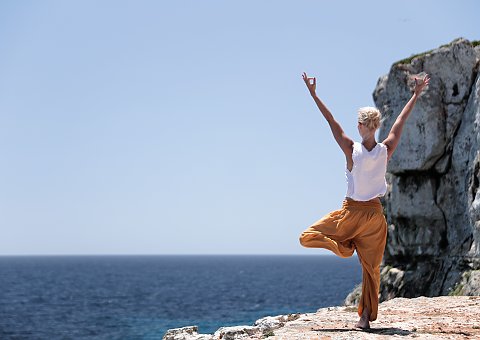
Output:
[162, 313, 301, 340]
[212, 325, 259, 340]
[163, 326, 213, 340]
[253, 313, 300, 333]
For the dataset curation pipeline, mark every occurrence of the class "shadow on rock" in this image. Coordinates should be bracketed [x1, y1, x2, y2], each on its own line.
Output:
[363, 327, 412, 336]
[313, 327, 412, 336]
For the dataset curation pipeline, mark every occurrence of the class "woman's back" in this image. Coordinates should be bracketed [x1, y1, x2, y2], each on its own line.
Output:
[345, 142, 388, 202]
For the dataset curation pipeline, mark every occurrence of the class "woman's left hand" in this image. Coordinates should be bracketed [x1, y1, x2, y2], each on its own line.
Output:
[414, 74, 430, 95]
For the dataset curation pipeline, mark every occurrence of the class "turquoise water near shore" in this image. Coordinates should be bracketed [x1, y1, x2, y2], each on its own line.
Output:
[0, 255, 361, 339]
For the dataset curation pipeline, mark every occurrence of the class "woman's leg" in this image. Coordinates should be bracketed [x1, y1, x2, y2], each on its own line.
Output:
[299, 205, 357, 258]
[353, 212, 388, 323]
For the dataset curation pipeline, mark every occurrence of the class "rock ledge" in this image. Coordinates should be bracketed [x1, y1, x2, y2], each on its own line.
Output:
[163, 296, 480, 339]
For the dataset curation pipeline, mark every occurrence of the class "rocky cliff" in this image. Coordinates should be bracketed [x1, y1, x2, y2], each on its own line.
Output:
[346, 38, 480, 303]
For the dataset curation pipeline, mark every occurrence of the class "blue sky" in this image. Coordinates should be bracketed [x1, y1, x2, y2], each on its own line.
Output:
[0, 0, 478, 255]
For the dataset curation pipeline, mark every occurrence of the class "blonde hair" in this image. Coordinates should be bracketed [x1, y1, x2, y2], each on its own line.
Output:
[357, 107, 382, 130]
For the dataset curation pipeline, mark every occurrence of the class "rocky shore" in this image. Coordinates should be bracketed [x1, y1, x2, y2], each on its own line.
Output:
[163, 296, 480, 339]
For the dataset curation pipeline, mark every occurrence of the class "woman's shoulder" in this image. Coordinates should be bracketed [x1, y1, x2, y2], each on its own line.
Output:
[376, 142, 388, 159]
[377, 142, 388, 151]
[352, 141, 362, 148]
[352, 141, 362, 153]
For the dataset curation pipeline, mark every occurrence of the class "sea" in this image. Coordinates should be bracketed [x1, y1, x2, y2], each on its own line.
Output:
[0, 255, 362, 339]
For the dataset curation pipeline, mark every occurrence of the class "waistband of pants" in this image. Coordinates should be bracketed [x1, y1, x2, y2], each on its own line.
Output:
[342, 197, 383, 212]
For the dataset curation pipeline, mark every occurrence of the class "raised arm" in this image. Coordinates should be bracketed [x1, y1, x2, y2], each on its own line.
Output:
[382, 74, 430, 160]
[302, 72, 353, 157]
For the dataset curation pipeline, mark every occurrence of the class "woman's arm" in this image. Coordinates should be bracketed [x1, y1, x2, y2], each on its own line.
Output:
[302, 72, 353, 157]
[382, 74, 430, 160]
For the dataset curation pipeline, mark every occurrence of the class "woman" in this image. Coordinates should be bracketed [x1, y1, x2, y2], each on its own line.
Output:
[299, 71, 430, 329]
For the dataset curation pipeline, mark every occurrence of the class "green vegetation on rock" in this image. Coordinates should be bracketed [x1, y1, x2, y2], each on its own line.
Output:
[449, 270, 472, 296]
[393, 38, 477, 66]
[263, 330, 275, 338]
[393, 50, 433, 67]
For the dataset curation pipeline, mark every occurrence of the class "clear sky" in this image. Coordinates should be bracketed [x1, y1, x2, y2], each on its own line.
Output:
[0, 1, 478, 255]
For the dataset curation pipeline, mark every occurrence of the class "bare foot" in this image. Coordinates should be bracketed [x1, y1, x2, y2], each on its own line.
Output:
[355, 307, 370, 330]
[355, 316, 370, 329]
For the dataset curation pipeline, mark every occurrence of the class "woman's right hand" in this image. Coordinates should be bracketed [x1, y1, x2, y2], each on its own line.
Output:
[302, 72, 316, 95]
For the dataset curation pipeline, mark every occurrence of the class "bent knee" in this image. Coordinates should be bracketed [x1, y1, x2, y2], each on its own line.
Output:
[299, 232, 311, 247]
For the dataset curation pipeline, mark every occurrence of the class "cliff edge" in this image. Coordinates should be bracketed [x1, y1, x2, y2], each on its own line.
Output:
[163, 296, 480, 339]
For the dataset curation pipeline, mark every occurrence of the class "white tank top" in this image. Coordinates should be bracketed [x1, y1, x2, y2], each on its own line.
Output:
[345, 141, 388, 201]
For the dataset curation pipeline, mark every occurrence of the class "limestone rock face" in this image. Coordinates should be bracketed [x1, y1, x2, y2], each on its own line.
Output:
[162, 313, 300, 340]
[371, 38, 480, 300]
[163, 326, 213, 340]
[375, 38, 477, 173]
[253, 313, 300, 333]
[213, 325, 259, 340]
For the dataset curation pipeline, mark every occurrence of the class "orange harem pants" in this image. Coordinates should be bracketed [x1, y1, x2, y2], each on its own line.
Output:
[299, 198, 387, 321]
